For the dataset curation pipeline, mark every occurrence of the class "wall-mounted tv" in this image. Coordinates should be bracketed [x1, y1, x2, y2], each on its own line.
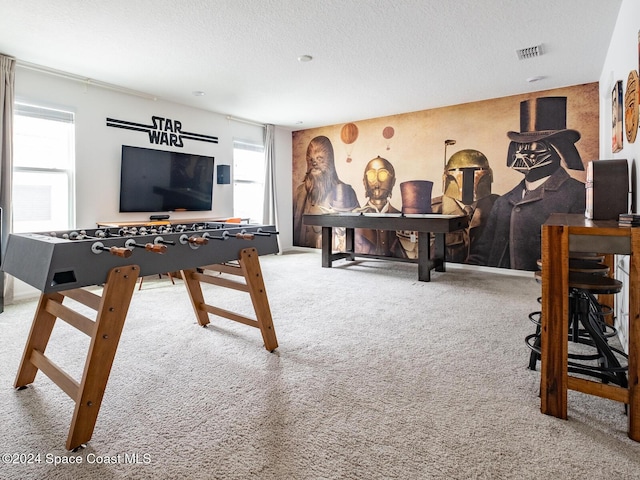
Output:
[119, 145, 215, 213]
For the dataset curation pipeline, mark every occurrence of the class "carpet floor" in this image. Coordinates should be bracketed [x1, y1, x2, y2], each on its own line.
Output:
[0, 248, 639, 479]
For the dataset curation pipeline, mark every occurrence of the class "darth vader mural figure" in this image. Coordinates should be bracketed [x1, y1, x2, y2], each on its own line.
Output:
[470, 96, 586, 271]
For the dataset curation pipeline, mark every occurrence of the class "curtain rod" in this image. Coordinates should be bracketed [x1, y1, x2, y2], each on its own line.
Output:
[16, 60, 158, 101]
[226, 115, 265, 128]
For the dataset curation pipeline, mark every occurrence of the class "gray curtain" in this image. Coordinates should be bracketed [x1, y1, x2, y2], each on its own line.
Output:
[262, 124, 280, 253]
[0, 54, 15, 311]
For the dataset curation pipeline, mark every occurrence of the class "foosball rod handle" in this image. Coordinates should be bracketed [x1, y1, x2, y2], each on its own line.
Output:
[188, 236, 209, 245]
[91, 243, 133, 258]
[124, 239, 168, 254]
[236, 233, 255, 240]
[208, 231, 254, 241]
[144, 243, 168, 254]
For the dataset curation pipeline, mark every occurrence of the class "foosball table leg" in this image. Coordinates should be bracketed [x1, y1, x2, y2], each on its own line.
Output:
[180, 267, 212, 327]
[238, 248, 278, 352]
[14, 292, 64, 388]
[14, 265, 140, 451]
[181, 247, 278, 352]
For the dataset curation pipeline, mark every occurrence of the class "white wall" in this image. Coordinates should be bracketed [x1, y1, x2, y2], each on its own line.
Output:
[599, 0, 640, 176]
[11, 67, 294, 300]
[274, 128, 293, 249]
[598, 0, 640, 350]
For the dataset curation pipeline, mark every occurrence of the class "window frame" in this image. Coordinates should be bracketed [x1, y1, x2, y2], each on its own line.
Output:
[12, 101, 76, 232]
[232, 139, 265, 223]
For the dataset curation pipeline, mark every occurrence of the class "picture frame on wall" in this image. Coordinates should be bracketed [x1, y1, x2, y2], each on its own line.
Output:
[612, 79, 624, 153]
[625, 70, 639, 143]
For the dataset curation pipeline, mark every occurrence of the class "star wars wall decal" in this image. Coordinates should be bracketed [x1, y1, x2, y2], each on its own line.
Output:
[106, 115, 218, 147]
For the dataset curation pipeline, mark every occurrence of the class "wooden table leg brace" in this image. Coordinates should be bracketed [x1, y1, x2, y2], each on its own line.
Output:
[541, 225, 640, 441]
[14, 265, 140, 451]
[181, 247, 279, 352]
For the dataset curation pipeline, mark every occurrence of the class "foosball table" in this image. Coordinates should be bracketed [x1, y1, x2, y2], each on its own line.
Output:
[2, 221, 280, 450]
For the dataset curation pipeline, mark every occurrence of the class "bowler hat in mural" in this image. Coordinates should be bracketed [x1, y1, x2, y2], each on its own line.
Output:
[506, 96, 584, 170]
[400, 180, 433, 214]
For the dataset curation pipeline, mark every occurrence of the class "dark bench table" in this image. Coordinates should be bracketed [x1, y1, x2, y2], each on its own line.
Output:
[302, 213, 469, 282]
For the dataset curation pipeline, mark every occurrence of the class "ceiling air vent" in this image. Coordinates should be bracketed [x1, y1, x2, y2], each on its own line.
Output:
[516, 44, 543, 60]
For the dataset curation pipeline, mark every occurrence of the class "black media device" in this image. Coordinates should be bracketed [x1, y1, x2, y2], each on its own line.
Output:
[119, 145, 215, 213]
[150, 214, 170, 221]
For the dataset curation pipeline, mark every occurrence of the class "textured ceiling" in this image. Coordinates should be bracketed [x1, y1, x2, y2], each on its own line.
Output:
[0, 0, 623, 130]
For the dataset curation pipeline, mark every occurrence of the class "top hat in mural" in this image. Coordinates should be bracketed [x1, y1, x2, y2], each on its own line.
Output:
[400, 180, 433, 214]
[506, 96, 584, 170]
[507, 96, 580, 143]
[329, 183, 360, 212]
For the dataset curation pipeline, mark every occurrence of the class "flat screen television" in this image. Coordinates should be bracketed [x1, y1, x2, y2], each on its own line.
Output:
[119, 145, 215, 212]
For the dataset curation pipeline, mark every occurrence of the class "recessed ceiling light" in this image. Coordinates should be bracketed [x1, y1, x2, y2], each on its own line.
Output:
[192, 90, 206, 96]
[297, 55, 313, 62]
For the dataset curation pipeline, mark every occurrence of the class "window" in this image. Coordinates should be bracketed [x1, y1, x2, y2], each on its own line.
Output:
[233, 140, 264, 223]
[13, 103, 75, 233]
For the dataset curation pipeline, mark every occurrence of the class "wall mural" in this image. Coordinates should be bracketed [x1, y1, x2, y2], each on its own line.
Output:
[292, 83, 599, 272]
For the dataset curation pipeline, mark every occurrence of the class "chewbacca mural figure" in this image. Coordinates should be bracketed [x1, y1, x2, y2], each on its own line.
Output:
[293, 136, 358, 248]
[470, 96, 586, 271]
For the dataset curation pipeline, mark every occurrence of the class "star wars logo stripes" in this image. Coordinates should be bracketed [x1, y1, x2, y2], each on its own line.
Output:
[106, 116, 218, 147]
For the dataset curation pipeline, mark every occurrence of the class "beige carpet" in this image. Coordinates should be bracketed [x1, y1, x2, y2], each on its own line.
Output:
[0, 248, 639, 479]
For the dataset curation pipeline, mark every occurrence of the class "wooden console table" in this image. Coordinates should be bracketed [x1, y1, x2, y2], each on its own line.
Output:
[302, 213, 468, 282]
[96, 218, 248, 228]
[540, 213, 640, 441]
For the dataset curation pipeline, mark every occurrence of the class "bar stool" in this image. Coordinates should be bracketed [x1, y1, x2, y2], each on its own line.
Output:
[525, 257, 626, 388]
[527, 258, 610, 367]
[565, 273, 627, 387]
[566, 252, 605, 262]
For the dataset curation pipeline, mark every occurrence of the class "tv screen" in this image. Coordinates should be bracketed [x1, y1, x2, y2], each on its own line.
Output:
[119, 145, 215, 213]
